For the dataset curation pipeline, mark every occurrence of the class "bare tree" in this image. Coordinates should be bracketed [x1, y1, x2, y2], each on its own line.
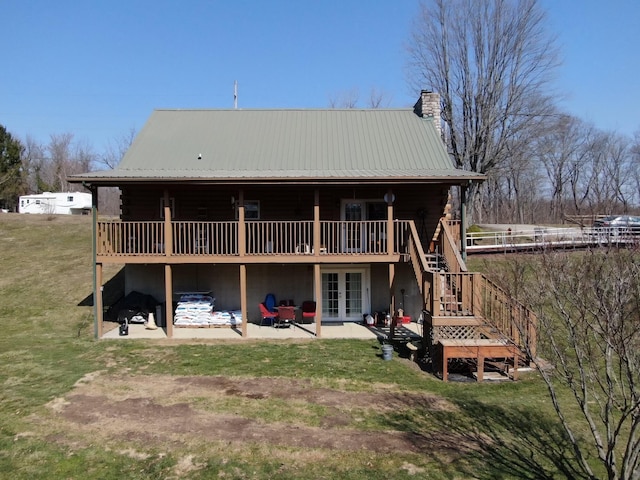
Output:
[534, 115, 593, 221]
[328, 88, 360, 109]
[511, 249, 640, 480]
[327, 87, 392, 109]
[367, 87, 393, 109]
[72, 140, 97, 177]
[95, 129, 136, 215]
[100, 128, 136, 169]
[46, 133, 74, 191]
[632, 130, 640, 205]
[406, 0, 559, 222]
[581, 131, 636, 215]
[482, 119, 547, 223]
[600, 133, 635, 213]
[22, 135, 46, 193]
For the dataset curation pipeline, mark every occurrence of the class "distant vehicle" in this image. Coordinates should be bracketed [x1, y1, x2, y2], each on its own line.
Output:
[18, 192, 92, 215]
[592, 215, 640, 237]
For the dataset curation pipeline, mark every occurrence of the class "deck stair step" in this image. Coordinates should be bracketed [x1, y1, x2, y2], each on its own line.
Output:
[423, 254, 441, 271]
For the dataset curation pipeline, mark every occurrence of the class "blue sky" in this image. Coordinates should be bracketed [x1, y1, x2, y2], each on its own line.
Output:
[1, 0, 638, 154]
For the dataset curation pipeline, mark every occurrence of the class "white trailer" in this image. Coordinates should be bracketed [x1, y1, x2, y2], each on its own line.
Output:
[18, 192, 92, 215]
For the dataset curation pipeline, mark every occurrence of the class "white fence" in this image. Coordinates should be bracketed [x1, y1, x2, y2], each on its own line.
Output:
[466, 226, 640, 253]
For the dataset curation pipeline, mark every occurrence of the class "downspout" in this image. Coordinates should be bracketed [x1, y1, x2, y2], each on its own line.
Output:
[460, 184, 468, 261]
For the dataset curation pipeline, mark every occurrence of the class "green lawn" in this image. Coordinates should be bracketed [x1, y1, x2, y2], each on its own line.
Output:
[0, 214, 599, 479]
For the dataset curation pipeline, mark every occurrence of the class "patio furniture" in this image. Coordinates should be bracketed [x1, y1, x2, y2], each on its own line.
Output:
[259, 302, 278, 327]
[275, 305, 296, 328]
[301, 301, 316, 324]
[264, 293, 277, 312]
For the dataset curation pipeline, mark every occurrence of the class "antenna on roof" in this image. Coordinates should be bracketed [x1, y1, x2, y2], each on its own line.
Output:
[234, 80, 238, 109]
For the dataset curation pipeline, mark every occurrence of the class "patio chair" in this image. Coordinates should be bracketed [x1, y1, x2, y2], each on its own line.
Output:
[275, 305, 296, 328]
[301, 301, 316, 324]
[259, 302, 278, 327]
[194, 229, 209, 253]
[264, 293, 277, 313]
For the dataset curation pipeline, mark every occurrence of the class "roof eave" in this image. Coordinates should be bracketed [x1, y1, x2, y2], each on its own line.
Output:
[68, 173, 486, 187]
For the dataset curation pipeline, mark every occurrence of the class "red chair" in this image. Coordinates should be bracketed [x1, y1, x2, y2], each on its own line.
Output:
[276, 305, 296, 328]
[301, 301, 316, 324]
[259, 302, 278, 327]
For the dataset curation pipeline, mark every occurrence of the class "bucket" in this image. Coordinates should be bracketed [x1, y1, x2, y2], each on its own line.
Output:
[155, 304, 165, 327]
[381, 344, 393, 361]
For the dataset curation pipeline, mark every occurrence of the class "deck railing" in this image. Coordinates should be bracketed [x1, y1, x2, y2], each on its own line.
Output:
[320, 220, 407, 255]
[437, 219, 467, 274]
[96, 219, 411, 257]
[475, 274, 538, 357]
[246, 220, 313, 255]
[97, 221, 166, 256]
[173, 221, 238, 256]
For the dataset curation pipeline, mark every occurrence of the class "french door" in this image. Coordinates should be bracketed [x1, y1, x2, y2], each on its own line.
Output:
[321, 267, 369, 322]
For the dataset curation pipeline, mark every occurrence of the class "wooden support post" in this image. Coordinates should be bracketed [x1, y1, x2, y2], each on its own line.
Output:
[96, 263, 103, 338]
[314, 263, 321, 338]
[91, 186, 100, 339]
[460, 184, 468, 261]
[313, 189, 320, 257]
[240, 264, 247, 337]
[476, 354, 485, 382]
[386, 189, 394, 255]
[389, 263, 396, 320]
[238, 190, 245, 257]
[165, 264, 173, 338]
[163, 189, 172, 256]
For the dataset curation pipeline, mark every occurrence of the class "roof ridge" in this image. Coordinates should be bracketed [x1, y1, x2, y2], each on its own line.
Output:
[152, 108, 411, 112]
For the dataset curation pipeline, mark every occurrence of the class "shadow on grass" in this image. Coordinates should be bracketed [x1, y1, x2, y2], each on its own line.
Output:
[383, 394, 589, 480]
[77, 267, 125, 308]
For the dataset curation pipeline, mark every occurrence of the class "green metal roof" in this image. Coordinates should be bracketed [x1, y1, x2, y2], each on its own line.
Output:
[71, 108, 484, 185]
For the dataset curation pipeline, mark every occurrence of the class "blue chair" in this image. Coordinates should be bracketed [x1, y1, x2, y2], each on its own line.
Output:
[264, 293, 277, 313]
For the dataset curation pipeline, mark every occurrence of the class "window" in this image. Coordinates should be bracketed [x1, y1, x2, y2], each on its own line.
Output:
[67, 196, 74, 202]
[236, 200, 260, 220]
[160, 197, 175, 219]
[367, 202, 387, 220]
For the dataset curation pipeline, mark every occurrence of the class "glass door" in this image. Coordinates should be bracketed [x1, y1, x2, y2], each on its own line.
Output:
[321, 268, 368, 322]
[342, 200, 364, 252]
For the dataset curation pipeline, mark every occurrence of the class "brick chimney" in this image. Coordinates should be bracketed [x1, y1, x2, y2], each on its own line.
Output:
[413, 90, 442, 137]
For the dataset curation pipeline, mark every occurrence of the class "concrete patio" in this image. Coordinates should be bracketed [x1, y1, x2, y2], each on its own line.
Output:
[102, 321, 424, 342]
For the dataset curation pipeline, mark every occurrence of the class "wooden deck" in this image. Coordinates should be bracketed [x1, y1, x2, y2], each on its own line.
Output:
[95, 219, 411, 264]
[438, 338, 520, 382]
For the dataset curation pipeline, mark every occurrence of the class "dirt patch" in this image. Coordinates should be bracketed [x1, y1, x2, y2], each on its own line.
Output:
[41, 372, 472, 457]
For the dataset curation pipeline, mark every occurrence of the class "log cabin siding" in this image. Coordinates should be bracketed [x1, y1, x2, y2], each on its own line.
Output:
[121, 184, 451, 251]
[121, 184, 448, 258]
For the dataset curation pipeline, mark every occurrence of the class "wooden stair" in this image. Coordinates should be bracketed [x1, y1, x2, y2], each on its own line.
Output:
[401, 219, 537, 380]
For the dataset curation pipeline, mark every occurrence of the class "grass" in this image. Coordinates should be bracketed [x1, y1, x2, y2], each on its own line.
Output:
[0, 213, 602, 479]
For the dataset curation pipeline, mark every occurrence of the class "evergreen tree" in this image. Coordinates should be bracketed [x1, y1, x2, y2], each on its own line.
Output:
[0, 124, 26, 211]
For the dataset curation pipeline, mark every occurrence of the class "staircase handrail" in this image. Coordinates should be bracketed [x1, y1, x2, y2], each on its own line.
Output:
[438, 219, 467, 273]
[476, 274, 538, 357]
[407, 220, 449, 316]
